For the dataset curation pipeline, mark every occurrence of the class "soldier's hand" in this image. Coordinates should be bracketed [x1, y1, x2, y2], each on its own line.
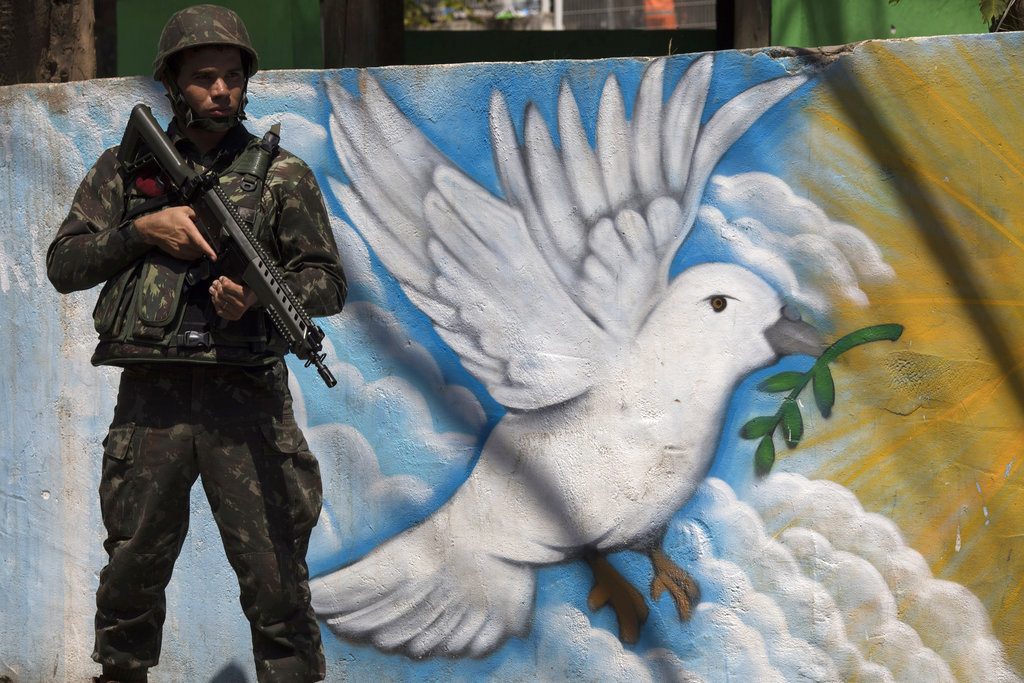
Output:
[210, 275, 258, 321]
[134, 205, 217, 262]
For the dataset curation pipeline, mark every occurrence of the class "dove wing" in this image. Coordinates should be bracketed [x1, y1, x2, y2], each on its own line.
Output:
[327, 78, 611, 410]
[493, 55, 807, 340]
[312, 511, 536, 659]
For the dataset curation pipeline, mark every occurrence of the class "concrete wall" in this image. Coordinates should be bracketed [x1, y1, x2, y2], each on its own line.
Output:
[1, 31, 1022, 682]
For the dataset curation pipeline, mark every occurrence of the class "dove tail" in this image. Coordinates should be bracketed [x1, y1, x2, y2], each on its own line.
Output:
[311, 520, 536, 659]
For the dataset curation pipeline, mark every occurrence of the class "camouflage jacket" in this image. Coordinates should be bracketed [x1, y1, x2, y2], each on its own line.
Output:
[47, 121, 347, 367]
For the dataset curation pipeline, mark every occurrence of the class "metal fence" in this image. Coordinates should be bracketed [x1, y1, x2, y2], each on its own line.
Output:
[406, 1, 717, 31]
[560, 0, 716, 30]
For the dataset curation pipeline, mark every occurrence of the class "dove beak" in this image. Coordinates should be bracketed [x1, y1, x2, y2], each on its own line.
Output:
[764, 305, 826, 358]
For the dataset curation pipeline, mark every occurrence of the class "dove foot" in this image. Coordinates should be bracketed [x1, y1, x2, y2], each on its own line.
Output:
[585, 551, 650, 644]
[649, 548, 700, 621]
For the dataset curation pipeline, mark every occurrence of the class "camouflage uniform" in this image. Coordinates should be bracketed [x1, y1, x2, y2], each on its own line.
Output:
[47, 27, 345, 679]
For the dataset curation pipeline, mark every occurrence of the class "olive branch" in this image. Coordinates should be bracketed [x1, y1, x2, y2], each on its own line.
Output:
[741, 323, 904, 476]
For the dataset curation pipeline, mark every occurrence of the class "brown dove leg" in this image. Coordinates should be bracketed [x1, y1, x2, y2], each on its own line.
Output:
[585, 550, 649, 644]
[648, 548, 700, 621]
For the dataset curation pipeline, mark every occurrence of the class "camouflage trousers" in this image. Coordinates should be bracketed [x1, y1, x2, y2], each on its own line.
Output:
[93, 360, 326, 682]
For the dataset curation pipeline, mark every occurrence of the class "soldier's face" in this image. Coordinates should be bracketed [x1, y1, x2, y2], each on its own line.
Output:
[174, 46, 245, 120]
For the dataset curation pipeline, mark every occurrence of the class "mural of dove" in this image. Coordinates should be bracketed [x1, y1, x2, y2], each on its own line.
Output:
[5, 35, 1024, 682]
[311, 55, 825, 658]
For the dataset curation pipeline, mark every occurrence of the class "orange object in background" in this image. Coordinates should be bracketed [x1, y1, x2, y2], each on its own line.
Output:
[645, 0, 677, 28]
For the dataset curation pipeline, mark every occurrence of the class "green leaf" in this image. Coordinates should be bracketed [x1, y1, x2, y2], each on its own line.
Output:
[781, 399, 803, 448]
[755, 435, 776, 476]
[812, 365, 836, 418]
[741, 415, 777, 440]
[820, 323, 904, 364]
[757, 371, 806, 393]
[980, 0, 1009, 24]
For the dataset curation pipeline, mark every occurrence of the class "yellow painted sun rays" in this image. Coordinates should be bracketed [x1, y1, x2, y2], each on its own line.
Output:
[777, 35, 1024, 668]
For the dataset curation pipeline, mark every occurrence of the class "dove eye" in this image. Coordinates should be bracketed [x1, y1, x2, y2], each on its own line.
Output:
[708, 295, 728, 313]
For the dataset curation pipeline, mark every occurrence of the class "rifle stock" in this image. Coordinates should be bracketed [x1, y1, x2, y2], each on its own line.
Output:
[120, 103, 337, 388]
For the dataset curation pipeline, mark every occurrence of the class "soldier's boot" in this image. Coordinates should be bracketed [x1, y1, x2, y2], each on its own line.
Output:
[96, 664, 149, 682]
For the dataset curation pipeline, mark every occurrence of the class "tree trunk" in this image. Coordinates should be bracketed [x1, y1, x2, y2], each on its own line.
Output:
[0, 0, 95, 85]
[993, 0, 1024, 31]
[321, 0, 403, 68]
[716, 0, 771, 50]
[733, 0, 771, 49]
[94, 0, 117, 78]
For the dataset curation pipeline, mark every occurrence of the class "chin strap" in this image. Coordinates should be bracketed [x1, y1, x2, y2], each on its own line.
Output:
[163, 78, 249, 133]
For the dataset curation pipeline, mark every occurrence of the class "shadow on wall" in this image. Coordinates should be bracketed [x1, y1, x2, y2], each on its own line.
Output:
[823, 58, 1024, 421]
[210, 662, 250, 682]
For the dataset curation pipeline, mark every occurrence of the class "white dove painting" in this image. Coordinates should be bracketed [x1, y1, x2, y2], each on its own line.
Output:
[293, 51, 1020, 680]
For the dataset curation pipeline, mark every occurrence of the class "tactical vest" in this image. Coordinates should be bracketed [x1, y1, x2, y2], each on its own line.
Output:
[91, 130, 288, 367]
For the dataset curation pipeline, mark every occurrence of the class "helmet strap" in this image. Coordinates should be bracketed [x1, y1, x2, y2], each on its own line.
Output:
[163, 77, 249, 134]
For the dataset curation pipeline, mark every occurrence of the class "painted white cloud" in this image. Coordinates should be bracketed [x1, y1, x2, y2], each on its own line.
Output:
[332, 359, 479, 464]
[300, 357, 480, 553]
[292, 296, 488, 449]
[247, 110, 333, 175]
[750, 474, 1020, 683]
[643, 649, 704, 683]
[696, 172, 895, 320]
[479, 606, 712, 679]
[489, 603, 658, 682]
[247, 79, 320, 113]
[329, 214, 385, 301]
[294, 317, 485, 569]
[471, 475, 1019, 682]
[331, 300, 487, 435]
[309, 421, 434, 567]
[643, 475, 1020, 683]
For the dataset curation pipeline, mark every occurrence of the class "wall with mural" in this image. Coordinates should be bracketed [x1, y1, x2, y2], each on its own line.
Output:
[1, 31, 1022, 681]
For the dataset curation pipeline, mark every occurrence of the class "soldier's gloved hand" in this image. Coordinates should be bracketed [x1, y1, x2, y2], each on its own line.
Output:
[134, 205, 217, 262]
[210, 275, 258, 321]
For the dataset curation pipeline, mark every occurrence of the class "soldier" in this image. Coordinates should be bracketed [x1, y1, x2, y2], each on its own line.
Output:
[46, 5, 345, 682]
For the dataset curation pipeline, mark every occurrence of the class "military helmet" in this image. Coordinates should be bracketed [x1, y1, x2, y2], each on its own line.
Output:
[152, 4, 259, 82]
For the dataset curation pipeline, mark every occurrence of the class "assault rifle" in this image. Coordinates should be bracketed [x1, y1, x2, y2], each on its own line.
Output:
[118, 103, 337, 388]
